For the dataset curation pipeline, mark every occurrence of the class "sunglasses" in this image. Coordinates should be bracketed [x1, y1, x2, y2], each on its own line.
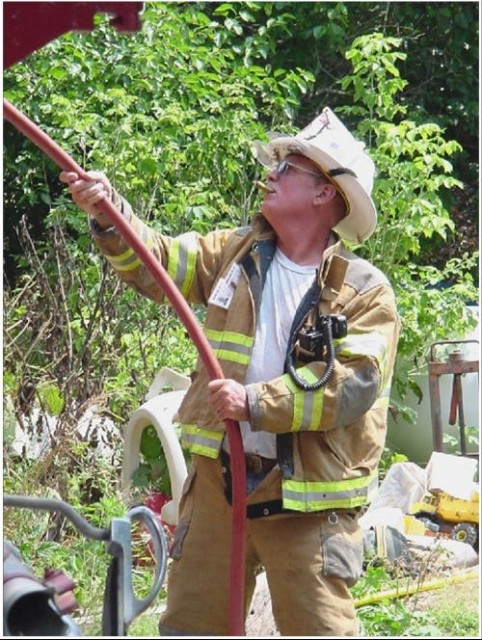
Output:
[274, 160, 324, 180]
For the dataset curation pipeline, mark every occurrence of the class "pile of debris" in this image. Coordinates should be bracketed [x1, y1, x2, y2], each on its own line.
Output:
[246, 451, 479, 637]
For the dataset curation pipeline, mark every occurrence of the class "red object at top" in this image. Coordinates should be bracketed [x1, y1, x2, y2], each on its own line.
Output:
[3, 1, 143, 69]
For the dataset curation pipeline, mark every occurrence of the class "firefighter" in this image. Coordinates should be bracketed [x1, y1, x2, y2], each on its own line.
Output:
[60, 107, 400, 636]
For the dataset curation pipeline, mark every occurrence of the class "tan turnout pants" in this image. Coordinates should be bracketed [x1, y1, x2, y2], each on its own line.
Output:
[159, 454, 363, 636]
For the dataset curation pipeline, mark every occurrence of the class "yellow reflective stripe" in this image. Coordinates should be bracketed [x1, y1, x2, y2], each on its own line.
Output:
[283, 376, 303, 431]
[283, 370, 324, 431]
[107, 246, 136, 263]
[372, 396, 390, 410]
[106, 251, 142, 271]
[167, 233, 197, 297]
[379, 341, 392, 390]
[373, 377, 392, 410]
[282, 472, 378, 512]
[205, 330, 253, 348]
[105, 225, 154, 272]
[181, 424, 223, 458]
[283, 495, 368, 511]
[376, 525, 387, 557]
[205, 329, 253, 365]
[215, 349, 249, 365]
[298, 368, 323, 430]
[336, 331, 393, 401]
[336, 332, 386, 365]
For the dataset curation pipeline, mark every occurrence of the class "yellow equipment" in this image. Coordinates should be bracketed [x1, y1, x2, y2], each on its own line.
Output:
[409, 488, 479, 546]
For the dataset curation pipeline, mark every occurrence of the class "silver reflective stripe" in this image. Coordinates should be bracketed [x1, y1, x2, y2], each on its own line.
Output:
[181, 424, 223, 458]
[167, 232, 197, 296]
[205, 329, 253, 365]
[283, 372, 324, 431]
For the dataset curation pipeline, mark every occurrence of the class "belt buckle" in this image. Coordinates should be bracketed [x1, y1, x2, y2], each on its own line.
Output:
[246, 454, 263, 474]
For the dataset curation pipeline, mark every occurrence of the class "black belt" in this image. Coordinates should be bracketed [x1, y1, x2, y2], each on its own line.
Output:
[220, 451, 284, 518]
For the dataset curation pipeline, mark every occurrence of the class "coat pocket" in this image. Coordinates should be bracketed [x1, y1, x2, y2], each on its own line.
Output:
[320, 510, 364, 587]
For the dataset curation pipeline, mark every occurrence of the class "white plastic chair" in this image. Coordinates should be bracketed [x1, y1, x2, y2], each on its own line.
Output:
[122, 367, 190, 526]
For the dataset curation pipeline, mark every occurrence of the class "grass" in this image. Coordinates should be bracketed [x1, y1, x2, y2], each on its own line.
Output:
[356, 580, 480, 637]
[354, 559, 480, 637]
[403, 575, 480, 637]
[128, 611, 163, 636]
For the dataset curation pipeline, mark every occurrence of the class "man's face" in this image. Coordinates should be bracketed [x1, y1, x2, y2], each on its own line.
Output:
[260, 154, 325, 224]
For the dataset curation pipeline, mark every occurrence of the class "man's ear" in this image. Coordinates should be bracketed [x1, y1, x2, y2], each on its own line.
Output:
[313, 183, 338, 206]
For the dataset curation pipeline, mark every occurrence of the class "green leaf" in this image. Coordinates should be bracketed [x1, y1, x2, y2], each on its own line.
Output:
[140, 426, 162, 460]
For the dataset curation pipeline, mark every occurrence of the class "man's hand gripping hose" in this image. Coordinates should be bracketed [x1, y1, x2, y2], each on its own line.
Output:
[3, 98, 247, 636]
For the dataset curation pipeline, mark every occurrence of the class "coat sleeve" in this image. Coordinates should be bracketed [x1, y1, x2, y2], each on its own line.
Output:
[89, 190, 234, 305]
[245, 284, 400, 433]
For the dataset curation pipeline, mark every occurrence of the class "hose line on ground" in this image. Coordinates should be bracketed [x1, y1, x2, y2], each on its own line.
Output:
[354, 568, 479, 608]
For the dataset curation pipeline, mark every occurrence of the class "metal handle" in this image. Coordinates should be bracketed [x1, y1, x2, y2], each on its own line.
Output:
[3, 494, 109, 541]
[3, 495, 168, 635]
[124, 505, 168, 622]
[429, 339, 479, 363]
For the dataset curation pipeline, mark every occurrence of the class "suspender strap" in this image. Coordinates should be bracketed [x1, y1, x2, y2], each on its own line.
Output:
[239, 252, 261, 317]
[239, 239, 276, 318]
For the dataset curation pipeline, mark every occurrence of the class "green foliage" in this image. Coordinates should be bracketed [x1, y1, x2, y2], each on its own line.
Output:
[420, 595, 480, 637]
[378, 446, 409, 481]
[4, 3, 315, 439]
[3, 444, 162, 636]
[37, 382, 65, 417]
[358, 600, 414, 636]
[344, 34, 408, 121]
[4, 3, 302, 233]
[352, 566, 420, 636]
[443, 425, 479, 457]
[352, 564, 479, 637]
[3, 450, 115, 633]
[339, 33, 478, 402]
[132, 425, 172, 495]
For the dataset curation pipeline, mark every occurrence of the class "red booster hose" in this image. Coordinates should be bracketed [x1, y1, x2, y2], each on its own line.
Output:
[3, 98, 247, 636]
